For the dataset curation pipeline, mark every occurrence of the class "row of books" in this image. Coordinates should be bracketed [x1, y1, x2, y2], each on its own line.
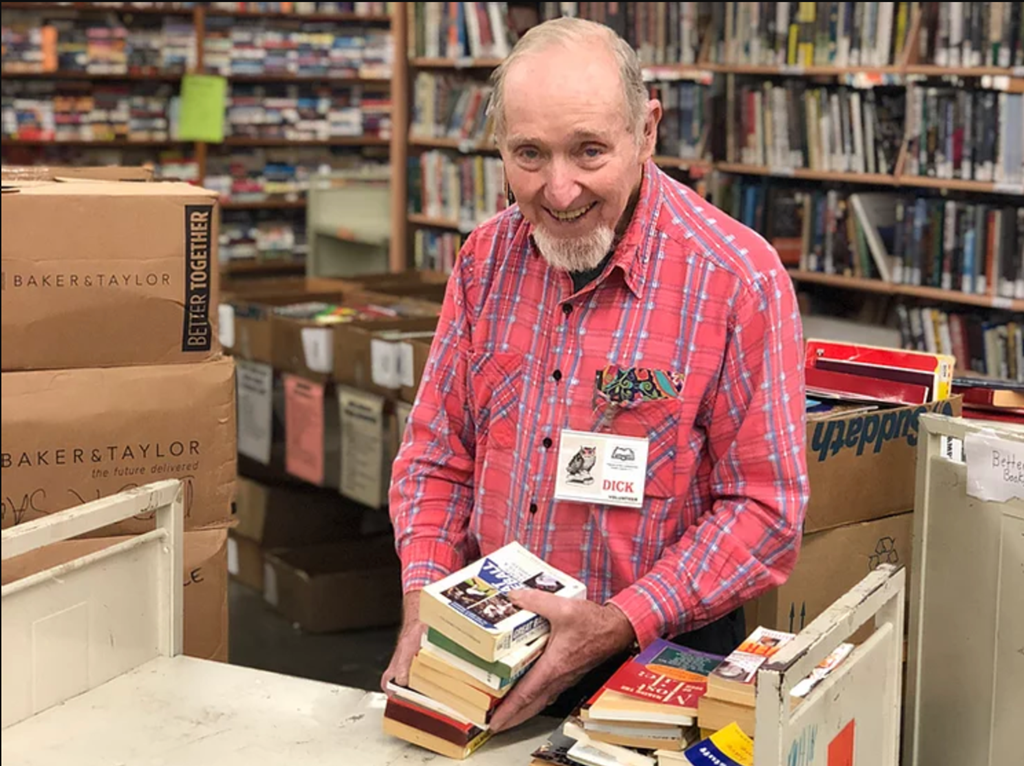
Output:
[413, 228, 463, 274]
[207, 2, 389, 14]
[2, 17, 195, 74]
[897, 307, 1024, 384]
[650, 80, 709, 160]
[904, 88, 1024, 186]
[407, 150, 507, 228]
[711, 1, 913, 68]
[2, 82, 178, 142]
[204, 147, 385, 202]
[548, 2, 707, 67]
[408, 2, 514, 61]
[203, 18, 392, 78]
[918, 1, 1024, 68]
[410, 72, 494, 144]
[226, 83, 391, 141]
[732, 82, 904, 174]
[220, 210, 309, 262]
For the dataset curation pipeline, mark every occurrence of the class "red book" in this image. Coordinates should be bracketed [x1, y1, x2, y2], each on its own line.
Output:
[806, 366, 931, 406]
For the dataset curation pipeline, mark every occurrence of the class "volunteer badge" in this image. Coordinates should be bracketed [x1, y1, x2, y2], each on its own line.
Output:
[554, 429, 650, 508]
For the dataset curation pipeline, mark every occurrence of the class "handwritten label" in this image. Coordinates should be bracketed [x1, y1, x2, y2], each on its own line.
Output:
[966, 432, 1024, 503]
[399, 342, 416, 387]
[771, 166, 796, 177]
[992, 296, 1014, 309]
[454, 56, 473, 69]
[1014, 66, 1024, 77]
[370, 339, 400, 388]
[300, 327, 333, 374]
[236, 360, 274, 465]
[227, 537, 239, 577]
[263, 561, 279, 607]
[218, 305, 235, 348]
[994, 183, 1024, 196]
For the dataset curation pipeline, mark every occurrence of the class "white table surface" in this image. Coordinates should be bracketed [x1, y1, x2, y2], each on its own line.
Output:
[1, 656, 556, 765]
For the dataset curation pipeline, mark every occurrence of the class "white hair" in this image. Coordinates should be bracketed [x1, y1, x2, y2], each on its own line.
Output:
[486, 17, 648, 144]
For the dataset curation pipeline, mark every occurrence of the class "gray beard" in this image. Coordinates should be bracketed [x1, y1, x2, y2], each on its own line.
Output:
[532, 224, 616, 273]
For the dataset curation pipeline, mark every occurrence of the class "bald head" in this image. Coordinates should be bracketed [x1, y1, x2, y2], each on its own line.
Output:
[487, 17, 649, 145]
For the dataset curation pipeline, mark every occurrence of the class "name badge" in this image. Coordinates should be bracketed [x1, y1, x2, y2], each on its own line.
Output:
[553, 429, 649, 508]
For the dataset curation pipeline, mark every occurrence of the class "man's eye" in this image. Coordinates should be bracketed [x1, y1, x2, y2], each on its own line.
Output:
[583, 146, 604, 158]
[518, 147, 540, 160]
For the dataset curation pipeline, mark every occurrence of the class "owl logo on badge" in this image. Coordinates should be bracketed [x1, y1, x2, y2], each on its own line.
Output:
[566, 445, 597, 485]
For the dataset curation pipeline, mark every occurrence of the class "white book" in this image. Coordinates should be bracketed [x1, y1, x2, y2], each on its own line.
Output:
[420, 542, 586, 663]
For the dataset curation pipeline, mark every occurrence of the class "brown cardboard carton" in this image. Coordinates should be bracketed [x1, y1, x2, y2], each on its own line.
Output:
[262, 536, 402, 633]
[804, 397, 961, 533]
[228, 532, 265, 593]
[2, 180, 219, 371]
[1, 358, 236, 536]
[333, 317, 438, 399]
[234, 476, 376, 547]
[1, 526, 229, 662]
[750, 512, 913, 635]
[334, 270, 449, 303]
[1, 165, 154, 182]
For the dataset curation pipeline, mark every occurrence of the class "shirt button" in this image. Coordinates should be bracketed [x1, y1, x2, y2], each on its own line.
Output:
[562, 303, 573, 316]
[542, 437, 553, 449]
[529, 502, 538, 514]
[552, 369, 562, 382]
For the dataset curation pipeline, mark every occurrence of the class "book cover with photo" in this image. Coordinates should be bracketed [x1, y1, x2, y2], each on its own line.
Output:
[420, 542, 586, 662]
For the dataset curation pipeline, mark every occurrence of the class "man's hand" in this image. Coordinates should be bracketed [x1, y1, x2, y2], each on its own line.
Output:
[487, 589, 636, 733]
[381, 591, 426, 692]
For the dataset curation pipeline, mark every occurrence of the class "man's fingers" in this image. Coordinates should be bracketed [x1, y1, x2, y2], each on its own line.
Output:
[507, 588, 568, 621]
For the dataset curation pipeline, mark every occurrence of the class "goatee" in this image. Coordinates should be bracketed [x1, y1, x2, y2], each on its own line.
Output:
[533, 224, 615, 273]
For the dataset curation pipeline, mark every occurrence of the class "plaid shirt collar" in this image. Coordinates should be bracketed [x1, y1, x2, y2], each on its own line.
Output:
[521, 158, 666, 299]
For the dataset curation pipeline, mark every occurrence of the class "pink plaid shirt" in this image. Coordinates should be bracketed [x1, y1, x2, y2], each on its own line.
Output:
[389, 160, 809, 648]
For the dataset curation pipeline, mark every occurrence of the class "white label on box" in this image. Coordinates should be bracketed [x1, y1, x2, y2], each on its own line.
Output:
[227, 537, 240, 577]
[399, 342, 416, 388]
[966, 432, 1024, 503]
[218, 304, 235, 348]
[338, 386, 386, 508]
[301, 327, 333, 374]
[236, 360, 274, 465]
[263, 562, 279, 607]
[370, 339, 400, 388]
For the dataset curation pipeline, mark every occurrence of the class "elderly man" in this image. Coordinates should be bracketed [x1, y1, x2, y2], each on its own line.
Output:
[383, 16, 809, 732]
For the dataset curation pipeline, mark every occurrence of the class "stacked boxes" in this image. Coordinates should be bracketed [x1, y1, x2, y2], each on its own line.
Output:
[0, 169, 236, 661]
[220, 276, 444, 631]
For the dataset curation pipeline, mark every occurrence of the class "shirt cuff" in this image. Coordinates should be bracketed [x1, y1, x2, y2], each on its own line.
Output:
[607, 581, 676, 650]
[398, 539, 465, 594]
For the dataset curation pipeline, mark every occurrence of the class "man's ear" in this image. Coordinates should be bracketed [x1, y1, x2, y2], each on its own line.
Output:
[641, 99, 663, 161]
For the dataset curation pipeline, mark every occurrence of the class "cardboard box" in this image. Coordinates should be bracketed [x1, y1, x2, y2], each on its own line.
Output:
[333, 318, 438, 399]
[2, 180, 220, 371]
[751, 512, 913, 635]
[1, 525, 229, 662]
[804, 397, 961, 533]
[335, 270, 449, 303]
[228, 532, 265, 593]
[1, 358, 236, 536]
[234, 476, 379, 547]
[1, 165, 154, 182]
[262, 536, 402, 633]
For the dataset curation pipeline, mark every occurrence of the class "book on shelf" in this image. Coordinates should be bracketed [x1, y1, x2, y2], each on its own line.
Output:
[916, 2, 1024, 68]
[408, 2, 515, 60]
[898, 307, 1023, 383]
[710, 1, 912, 68]
[649, 80, 710, 162]
[730, 80, 904, 174]
[544, 3, 709, 67]
[410, 72, 494, 143]
[407, 150, 507, 228]
[904, 85, 1024, 187]
[705, 626, 794, 707]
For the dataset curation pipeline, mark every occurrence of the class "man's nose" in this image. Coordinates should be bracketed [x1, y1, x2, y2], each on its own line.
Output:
[544, 158, 583, 210]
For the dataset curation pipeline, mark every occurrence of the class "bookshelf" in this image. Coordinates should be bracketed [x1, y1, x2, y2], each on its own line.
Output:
[0, 0, 404, 274]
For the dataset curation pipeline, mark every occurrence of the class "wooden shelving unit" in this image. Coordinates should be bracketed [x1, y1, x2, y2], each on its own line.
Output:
[221, 259, 307, 276]
[409, 57, 505, 69]
[1, 137, 184, 148]
[220, 136, 391, 148]
[1, 2, 193, 15]
[788, 271, 1024, 312]
[1, 69, 184, 82]
[407, 213, 467, 231]
[220, 199, 307, 211]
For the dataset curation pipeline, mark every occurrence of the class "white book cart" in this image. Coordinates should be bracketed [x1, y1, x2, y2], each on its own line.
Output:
[903, 413, 1024, 766]
[2, 478, 915, 765]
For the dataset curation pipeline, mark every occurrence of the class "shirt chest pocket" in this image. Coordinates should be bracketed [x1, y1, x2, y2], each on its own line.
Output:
[598, 397, 684, 499]
[469, 351, 523, 451]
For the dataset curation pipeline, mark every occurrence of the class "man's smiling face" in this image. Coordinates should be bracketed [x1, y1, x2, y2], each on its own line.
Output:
[497, 41, 659, 272]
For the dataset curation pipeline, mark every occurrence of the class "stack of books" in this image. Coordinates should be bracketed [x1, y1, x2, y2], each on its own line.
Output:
[383, 542, 586, 760]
